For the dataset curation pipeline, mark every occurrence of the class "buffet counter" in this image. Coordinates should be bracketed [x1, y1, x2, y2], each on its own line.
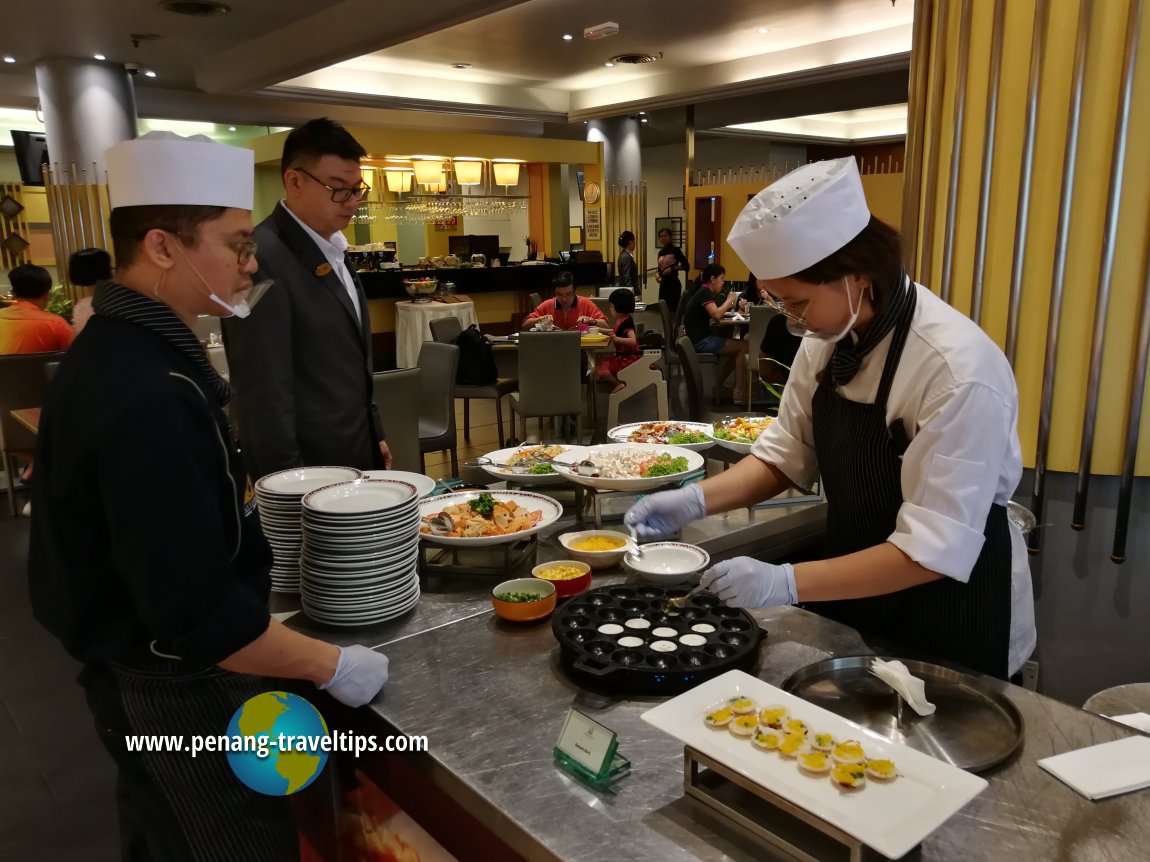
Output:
[276, 501, 1149, 862]
[360, 261, 611, 301]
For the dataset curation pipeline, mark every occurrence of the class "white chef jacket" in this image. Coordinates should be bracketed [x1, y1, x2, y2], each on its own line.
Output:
[282, 201, 363, 324]
[752, 281, 1036, 675]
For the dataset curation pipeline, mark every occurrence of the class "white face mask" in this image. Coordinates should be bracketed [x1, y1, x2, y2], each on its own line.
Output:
[173, 240, 273, 319]
[787, 277, 861, 342]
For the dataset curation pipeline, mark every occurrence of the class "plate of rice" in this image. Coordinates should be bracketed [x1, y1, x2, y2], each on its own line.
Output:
[552, 443, 704, 491]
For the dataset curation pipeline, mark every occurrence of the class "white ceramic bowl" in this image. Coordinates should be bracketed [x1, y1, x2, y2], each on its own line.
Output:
[556, 530, 632, 569]
[624, 542, 710, 584]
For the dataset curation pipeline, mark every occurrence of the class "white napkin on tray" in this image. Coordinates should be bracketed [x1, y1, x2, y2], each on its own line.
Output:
[1038, 735, 1150, 800]
[870, 657, 936, 716]
[1110, 712, 1150, 733]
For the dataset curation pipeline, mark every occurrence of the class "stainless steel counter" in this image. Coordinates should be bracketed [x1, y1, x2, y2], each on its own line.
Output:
[281, 502, 1150, 861]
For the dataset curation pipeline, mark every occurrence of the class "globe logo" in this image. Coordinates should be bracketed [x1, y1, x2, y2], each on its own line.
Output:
[225, 691, 330, 796]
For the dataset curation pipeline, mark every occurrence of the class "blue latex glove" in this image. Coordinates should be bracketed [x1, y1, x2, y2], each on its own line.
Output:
[318, 645, 389, 707]
[624, 484, 706, 539]
[700, 558, 798, 609]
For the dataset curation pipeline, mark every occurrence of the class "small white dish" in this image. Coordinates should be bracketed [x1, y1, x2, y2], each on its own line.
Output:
[624, 542, 710, 585]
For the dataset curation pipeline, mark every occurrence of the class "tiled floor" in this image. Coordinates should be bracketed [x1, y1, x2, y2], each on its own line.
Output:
[0, 373, 749, 858]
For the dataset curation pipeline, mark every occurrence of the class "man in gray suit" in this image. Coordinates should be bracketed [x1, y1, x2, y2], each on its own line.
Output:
[224, 118, 391, 478]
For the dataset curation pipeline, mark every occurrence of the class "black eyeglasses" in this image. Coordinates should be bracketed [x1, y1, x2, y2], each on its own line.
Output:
[169, 232, 257, 265]
[296, 167, 371, 203]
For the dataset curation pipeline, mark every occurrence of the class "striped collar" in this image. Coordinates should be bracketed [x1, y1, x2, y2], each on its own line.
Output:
[92, 281, 234, 406]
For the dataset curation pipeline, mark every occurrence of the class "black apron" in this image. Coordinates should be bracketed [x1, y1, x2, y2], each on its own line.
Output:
[80, 423, 298, 862]
[806, 287, 1014, 679]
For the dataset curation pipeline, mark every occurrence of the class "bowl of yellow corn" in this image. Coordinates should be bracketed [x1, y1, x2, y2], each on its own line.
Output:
[531, 560, 592, 597]
[556, 530, 631, 570]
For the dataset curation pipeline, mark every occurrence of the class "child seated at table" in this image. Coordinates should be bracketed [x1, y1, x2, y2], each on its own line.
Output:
[595, 288, 641, 394]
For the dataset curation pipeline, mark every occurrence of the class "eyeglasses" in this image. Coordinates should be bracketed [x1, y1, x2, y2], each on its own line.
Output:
[168, 232, 258, 265]
[296, 167, 371, 203]
[764, 293, 810, 330]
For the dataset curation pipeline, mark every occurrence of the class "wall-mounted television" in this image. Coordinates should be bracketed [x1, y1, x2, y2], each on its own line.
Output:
[10, 131, 49, 186]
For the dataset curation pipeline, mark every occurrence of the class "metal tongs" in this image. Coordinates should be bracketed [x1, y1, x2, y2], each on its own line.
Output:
[663, 583, 705, 614]
[567, 459, 599, 477]
[426, 513, 455, 535]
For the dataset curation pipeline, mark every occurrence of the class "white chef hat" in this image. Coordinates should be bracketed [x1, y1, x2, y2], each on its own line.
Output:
[727, 157, 870, 280]
[105, 131, 254, 211]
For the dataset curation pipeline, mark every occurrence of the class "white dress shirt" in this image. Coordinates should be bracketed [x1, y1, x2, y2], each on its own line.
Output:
[752, 282, 1036, 675]
[282, 202, 362, 324]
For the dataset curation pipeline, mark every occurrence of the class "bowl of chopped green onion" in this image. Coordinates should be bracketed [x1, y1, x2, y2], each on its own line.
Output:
[491, 577, 557, 622]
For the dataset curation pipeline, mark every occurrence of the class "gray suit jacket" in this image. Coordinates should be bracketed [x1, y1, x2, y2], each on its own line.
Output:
[223, 202, 383, 479]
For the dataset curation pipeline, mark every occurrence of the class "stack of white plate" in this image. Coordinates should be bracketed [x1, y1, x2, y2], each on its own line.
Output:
[255, 466, 362, 593]
[299, 479, 422, 627]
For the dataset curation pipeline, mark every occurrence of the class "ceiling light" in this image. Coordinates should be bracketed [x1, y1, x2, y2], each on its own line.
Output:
[604, 62, 614, 67]
[144, 70, 157, 77]
[492, 159, 523, 187]
[638, 111, 646, 115]
[449, 63, 471, 70]
[562, 34, 573, 41]
[228, 126, 236, 131]
[2, 57, 15, 64]
[640, 118, 648, 123]
[94, 53, 106, 61]
[758, 28, 769, 34]
[383, 167, 412, 193]
[452, 158, 484, 186]
[412, 157, 446, 186]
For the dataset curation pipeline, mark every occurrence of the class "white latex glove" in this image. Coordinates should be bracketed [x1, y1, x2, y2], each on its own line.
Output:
[624, 484, 706, 539]
[318, 645, 389, 707]
[700, 558, 797, 608]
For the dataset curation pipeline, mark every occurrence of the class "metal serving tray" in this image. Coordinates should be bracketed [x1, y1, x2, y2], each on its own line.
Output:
[782, 655, 1024, 773]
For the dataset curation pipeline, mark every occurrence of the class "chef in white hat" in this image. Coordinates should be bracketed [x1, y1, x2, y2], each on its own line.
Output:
[626, 157, 1035, 681]
[29, 131, 389, 861]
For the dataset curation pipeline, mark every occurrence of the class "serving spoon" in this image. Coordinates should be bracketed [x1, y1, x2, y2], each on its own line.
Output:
[664, 583, 706, 613]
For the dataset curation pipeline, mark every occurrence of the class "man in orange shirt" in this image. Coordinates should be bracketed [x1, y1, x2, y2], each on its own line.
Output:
[1, 264, 73, 354]
[522, 271, 606, 330]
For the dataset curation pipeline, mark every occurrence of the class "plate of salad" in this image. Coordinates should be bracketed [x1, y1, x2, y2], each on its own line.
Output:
[708, 415, 774, 455]
[552, 444, 705, 492]
[607, 421, 715, 452]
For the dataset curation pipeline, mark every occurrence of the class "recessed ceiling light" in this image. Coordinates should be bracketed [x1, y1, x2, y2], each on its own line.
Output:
[228, 126, 237, 132]
[638, 111, 646, 115]
[2, 57, 15, 64]
[604, 62, 614, 67]
[94, 53, 106, 61]
[562, 34, 573, 41]
[144, 70, 157, 77]
[449, 62, 471, 70]
[757, 27, 769, 34]
[640, 118, 648, 123]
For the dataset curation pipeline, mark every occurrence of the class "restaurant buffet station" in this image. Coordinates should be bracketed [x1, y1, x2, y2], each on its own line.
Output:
[265, 431, 1150, 862]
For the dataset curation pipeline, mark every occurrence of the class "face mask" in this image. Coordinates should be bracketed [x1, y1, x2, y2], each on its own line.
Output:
[788, 277, 861, 342]
[173, 241, 273, 319]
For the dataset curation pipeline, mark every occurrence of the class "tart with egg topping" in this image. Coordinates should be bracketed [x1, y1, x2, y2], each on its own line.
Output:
[831, 763, 867, 789]
[784, 719, 810, 737]
[758, 705, 788, 728]
[832, 739, 866, 764]
[778, 732, 807, 758]
[704, 706, 734, 728]
[865, 759, 898, 781]
[729, 714, 759, 737]
[798, 751, 833, 774]
[811, 732, 836, 752]
[727, 696, 756, 715]
[752, 729, 781, 751]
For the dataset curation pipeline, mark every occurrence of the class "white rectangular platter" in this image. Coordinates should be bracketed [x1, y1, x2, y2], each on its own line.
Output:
[641, 669, 988, 859]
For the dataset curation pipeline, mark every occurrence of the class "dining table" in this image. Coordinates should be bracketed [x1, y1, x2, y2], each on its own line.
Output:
[10, 407, 40, 435]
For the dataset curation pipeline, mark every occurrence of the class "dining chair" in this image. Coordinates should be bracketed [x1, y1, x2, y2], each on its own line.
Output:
[0, 351, 66, 516]
[428, 317, 518, 448]
[527, 292, 543, 311]
[371, 368, 422, 473]
[674, 336, 708, 423]
[606, 352, 668, 429]
[415, 341, 460, 476]
[509, 331, 583, 443]
[590, 296, 611, 318]
[743, 304, 776, 406]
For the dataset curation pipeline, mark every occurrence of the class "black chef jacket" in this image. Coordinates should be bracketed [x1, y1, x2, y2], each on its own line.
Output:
[28, 313, 272, 670]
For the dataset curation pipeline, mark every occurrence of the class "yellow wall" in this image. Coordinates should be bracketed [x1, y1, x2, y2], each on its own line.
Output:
[685, 173, 904, 283]
[908, 0, 1150, 476]
[366, 290, 528, 335]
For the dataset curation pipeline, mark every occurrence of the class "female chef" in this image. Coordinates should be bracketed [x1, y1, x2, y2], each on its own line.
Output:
[625, 158, 1035, 680]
